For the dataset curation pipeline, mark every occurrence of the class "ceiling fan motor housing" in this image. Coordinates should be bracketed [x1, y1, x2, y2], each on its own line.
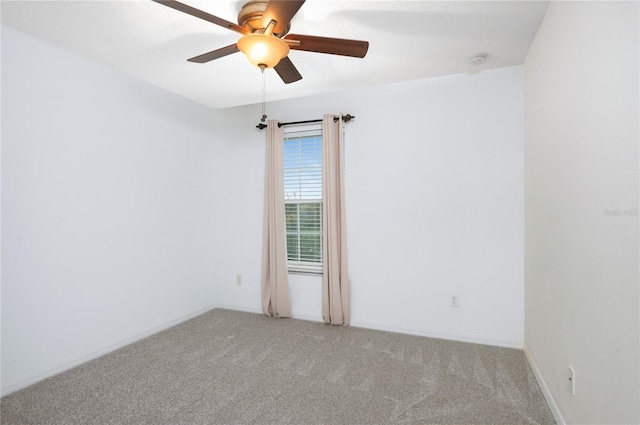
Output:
[238, 0, 290, 36]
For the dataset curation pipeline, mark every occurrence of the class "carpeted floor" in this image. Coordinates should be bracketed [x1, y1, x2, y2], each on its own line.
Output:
[1, 308, 555, 424]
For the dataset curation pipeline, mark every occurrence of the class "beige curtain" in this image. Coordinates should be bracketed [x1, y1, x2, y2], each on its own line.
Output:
[261, 119, 291, 318]
[322, 114, 350, 325]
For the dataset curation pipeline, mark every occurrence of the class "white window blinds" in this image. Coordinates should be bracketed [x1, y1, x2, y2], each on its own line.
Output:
[283, 125, 323, 274]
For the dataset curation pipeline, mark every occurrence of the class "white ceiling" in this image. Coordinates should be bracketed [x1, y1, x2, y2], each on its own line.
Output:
[1, 0, 550, 109]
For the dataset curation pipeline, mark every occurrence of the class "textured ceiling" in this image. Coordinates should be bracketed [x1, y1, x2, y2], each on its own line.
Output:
[1, 0, 550, 109]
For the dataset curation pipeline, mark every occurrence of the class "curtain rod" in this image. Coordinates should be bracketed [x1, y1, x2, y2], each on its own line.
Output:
[255, 114, 355, 130]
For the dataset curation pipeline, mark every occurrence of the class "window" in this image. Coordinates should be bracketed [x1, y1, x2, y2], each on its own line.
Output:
[283, 125, 323, 275]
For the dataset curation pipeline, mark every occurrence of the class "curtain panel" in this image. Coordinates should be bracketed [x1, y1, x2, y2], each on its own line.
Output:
[261, 120, 291, 318]
[322, 114, 350, 325]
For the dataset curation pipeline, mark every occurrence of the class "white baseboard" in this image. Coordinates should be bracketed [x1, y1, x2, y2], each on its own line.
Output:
[290, 312, 324, 323]
[524, 345, 565, 425]
[1, 304, 218, 397]
[214, 304, 324, 324]
[350, 318, 523, 349]
[214, 304, 263, 315]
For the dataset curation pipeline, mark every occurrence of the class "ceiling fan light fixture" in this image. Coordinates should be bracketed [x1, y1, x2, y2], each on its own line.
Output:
[237, 33, 290, 69]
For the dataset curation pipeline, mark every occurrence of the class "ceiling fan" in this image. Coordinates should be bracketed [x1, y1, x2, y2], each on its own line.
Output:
[152, 0, 369, 84]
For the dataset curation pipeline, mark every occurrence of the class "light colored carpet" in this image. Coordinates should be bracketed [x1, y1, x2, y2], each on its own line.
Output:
[1, 308, 555, 424]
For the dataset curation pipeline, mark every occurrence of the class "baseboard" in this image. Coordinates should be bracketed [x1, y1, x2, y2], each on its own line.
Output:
[214, 304, 324, 324]
[524, 345, 565, 425]
[350, 318, 523, 349]
[1, 304, 218, 397]
[213, 304, 263, 315]
[290, 311, 324, 323]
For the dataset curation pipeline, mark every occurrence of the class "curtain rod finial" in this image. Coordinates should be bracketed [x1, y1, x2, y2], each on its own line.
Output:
[334, 114, 355, 123]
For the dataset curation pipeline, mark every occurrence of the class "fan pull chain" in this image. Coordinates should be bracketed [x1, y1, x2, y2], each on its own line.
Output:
[260, 68, 267, 123]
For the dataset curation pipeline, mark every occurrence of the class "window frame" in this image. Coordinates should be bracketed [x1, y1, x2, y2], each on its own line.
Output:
[283, 124, 324, 275]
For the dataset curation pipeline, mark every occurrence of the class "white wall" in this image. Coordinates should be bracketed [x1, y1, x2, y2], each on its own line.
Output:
[1, 26, 224, 394]
[214, 66, 526, 348]
[523, 2, 639, 424]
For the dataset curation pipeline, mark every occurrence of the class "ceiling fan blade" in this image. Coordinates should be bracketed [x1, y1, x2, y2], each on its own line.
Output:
[187, 44, 240, 63]
[262, 0, 305, 35]
[274, 56, 302, 84]
[285, 34, 369, 58]
[152, 0, 247, 34]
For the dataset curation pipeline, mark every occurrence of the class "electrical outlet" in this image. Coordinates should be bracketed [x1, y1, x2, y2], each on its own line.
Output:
[449, 294, 459, 307]
[568, 365, 576, 395]
[236, 274, 243, 286]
